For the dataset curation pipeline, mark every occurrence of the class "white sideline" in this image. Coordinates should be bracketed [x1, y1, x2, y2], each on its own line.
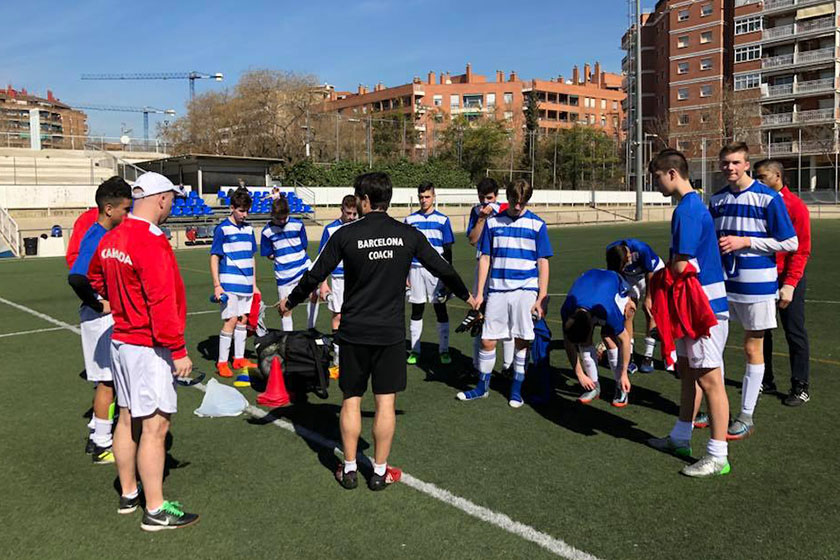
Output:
[0, 295, 602, 560]
[0, 326, 66, 338]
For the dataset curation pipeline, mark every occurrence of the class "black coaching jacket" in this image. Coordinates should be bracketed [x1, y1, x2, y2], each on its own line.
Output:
[287, 211, 470, 345]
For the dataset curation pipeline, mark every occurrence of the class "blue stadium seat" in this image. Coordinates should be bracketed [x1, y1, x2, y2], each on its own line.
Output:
[172, 207, 183, 217]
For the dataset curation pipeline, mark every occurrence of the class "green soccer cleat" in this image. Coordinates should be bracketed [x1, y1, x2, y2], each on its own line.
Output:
[406, 352, 419, 365]
[92, 445, 115, 465]
[647, 435, 692, 458]
[140, 501, 199, 532]
[681, 454, 731, 478]
[439, 352, 452, 365]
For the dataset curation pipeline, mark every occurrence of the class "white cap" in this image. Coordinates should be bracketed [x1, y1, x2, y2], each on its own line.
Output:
[132, 172, 186, 199]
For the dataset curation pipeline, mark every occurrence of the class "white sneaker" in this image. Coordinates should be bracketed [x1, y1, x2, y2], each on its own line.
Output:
[647, 435, 692, 457]
[680, 454, 730, 478]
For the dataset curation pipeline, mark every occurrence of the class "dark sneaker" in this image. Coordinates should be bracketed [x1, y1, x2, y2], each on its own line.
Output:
[91, 445, 115, 465]
[760, 381, 777, 396]
[784, 383, 810, 407]
[85, 438, 96, 455]
[335, 464, 358, 490]
[118, 492, 141, 515]
[368, 466, 402, 491]
[639, 356, 655, 373]
[140, 501, 199, 532]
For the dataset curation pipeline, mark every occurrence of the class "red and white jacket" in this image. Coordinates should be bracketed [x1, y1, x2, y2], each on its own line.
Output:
[89, 214, 187, 359]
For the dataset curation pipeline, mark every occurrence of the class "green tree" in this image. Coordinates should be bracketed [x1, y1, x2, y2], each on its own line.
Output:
[522, 89, 539, 173]
[532, 126, 622, 190]
[439, 116, 508, 181]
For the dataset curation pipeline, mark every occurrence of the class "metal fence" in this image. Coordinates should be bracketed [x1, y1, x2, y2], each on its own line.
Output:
[0, 131, 171, 154]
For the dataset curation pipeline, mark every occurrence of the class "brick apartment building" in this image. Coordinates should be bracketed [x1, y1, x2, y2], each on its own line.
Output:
[625, 0, 840, 190]
[0, 86, 88, 150]
[315, 63, 625, 159]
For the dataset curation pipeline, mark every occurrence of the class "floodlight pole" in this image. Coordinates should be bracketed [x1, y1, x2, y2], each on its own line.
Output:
[634, 0, 644, 221]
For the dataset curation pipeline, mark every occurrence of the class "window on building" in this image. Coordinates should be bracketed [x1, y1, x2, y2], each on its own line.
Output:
[486, 93, 496, 107]
[700, 85, 713, 97]
[612, 100, 618, 111]
[612, 116, 618, 128]
[735, 45, 761, 63]
[569, 95, 579, 106]
[601, 116, 607, 127]
[678, 62, 690, 74]
[678, 9, 689, 21]
[450, 94, 460, 108]
[700, 31, 712, 44]
[734, 72, 761, 90]
[735, 16, 762, 35]
[503, 92, 513, 105]
[601, 99, 606, 110]
[463, 94, 483, 108]
[676, 140, 688, 151]
[570, 113, 579, 122]
[678, 114, 690, 126]
[678, 88, 689, 100]
[700, 113, 710, 123]
[678, 35, 689, 48]
[701, 3, 713, 16]
[700, 58, 713, 70]
[433, 94, 442, 107]
[504, 111, 513, 120]
[588, 114, 596, 124]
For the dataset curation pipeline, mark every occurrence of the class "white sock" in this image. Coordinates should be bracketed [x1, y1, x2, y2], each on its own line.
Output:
[344, 459, 357, 473]
[607, 347, 619, 380]
[410, 319, 423, 354]
[502, 338, 514, 369]
[373, 462, 387, 476]
[579, 345, 599, 383]
[92, 416, 113, 447]
[670, 419, 693, 442]
[472, 336, 481, 369]
[478, 348, 496, 375]
[437, 322, 449, 353]
[233, 324, 247, 360]
[307, 300, 319, 329]
[87, 416, 95, 431]
[513, 348, 527, 381]
[644, 336, 656, 358]
[706, 438, 728, 459]
[123, 487, 139, 499]
[332, 342, 340, 367]
[741, 363, 765, 416]
[281, 315, 293, 331]
[218, 330, 233, 363]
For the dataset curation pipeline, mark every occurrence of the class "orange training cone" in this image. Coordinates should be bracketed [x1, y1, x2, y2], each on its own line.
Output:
[256, 356, 291, 407]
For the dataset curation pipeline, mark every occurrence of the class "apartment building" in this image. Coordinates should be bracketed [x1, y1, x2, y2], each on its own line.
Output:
[0, 86, 88, 149]
[316, 63, 625, 159]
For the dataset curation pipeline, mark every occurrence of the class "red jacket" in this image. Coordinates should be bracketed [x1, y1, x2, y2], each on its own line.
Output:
[65, 207, 99, 269]
[89, 214, 187, 359]
[649, 263, 718, 368]
[776, 186, 811, 288]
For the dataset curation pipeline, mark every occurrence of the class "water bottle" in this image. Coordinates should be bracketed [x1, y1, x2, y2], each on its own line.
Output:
[210, 293, 229, 304]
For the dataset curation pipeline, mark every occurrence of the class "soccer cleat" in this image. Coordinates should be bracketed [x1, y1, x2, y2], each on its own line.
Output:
[328, 365, 340, 380]
[216, 362, 234, 378]
[439, 352, 452, 365]
[627, 362, 638, 375]
[406, 352, 419, 365]
[232, 358, 257, 371]
[509, 382, 524, 408]
[140, 501, 199, 532]
[85, 438, 96, 455]
[118, 487, 142, 515]
[680, 454, 731, 478]
[647, 435, 692, 457]
[233, 373, 251, 388]
[335, 464, 358, 490]
[368, 466, 402, 491]
[726, 415, 755, 441]
[760, 380, 777, 395]
[456, 387, 489, 401]
[577, 382, 601, 404]
[693, 412, 710, 429]
[611, 388, 629, 408]
[784, 383, 810, 407]
[91, 445, 115, 465]
[639, 356, 655, 373]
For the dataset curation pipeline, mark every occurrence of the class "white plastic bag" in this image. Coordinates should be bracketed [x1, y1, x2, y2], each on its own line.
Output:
[194, 378, 249, 417]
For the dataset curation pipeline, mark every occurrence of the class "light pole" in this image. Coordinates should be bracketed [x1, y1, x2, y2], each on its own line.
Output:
[634, 0, 643, 221]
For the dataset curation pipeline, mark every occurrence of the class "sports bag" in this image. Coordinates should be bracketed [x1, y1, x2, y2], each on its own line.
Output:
[253, 329, 332, 399]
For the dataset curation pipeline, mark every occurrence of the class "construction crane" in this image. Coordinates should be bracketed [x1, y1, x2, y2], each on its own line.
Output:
[80, 72, 224, 100]
[68, 104, 176, 142]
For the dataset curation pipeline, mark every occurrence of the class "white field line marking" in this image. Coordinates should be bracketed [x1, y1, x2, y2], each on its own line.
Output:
[0, 326, 66, 338]
[0, 296, 81, 334]
[190, 383, 601, 560]
[186, 309, 217, 316]
[0, 295, 602, 559]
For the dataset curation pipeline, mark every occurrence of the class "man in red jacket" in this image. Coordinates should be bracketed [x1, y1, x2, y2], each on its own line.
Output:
[753, 160, 812, 406]
[89, 172, 199, 531]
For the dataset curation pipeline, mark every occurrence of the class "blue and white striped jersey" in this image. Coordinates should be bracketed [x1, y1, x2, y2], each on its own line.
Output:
[404, 210, 455, 268]
[210, 218, 257, 295]
[709, 180, 796, 303]
[561, 269, 629, 335]
[319, 218, 348, 278]
[477, 210, 553, 293]
[260, 218, 311, 287]
[607, 238, 664, 285]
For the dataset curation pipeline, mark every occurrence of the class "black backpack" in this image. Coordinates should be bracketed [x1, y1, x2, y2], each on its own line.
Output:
[253, 329, 332, 399]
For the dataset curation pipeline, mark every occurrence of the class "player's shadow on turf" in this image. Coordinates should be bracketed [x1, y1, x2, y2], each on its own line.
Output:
[411, 341, 473, 387]
[196, 335, 258, 362]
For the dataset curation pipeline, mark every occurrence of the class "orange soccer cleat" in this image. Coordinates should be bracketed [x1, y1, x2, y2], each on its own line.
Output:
[232, 358, 258, 371]
[216, 362, 234, 378]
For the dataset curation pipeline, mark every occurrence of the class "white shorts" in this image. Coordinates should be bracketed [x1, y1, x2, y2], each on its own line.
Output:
[328, 276, 344, 313]
[277, 279, 301, 301]
[80, 305, 114, 382]
[482, 290, 538, 341]
[408, 267, 445, 304]
[729, 300, 777, 331]
[626, 277, 646, 302]
[110, 341, 177, 418]
[221, 293, 253, 320]
[676, 319, 729, 370]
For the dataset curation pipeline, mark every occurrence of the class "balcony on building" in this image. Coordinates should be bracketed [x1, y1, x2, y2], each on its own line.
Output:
[761, 75, 837, 99]
[762, 45, 837, 72]
[762, 0, 837, 16]
[760, 107, 836, 127]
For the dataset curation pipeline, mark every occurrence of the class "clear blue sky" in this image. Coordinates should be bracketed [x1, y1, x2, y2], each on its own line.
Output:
[0, 0, 653, 139]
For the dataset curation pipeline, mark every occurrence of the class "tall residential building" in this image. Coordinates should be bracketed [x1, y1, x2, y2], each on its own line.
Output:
[315, 63, 625, 159]
[625, 0, 839, 190]
[0, 86, 88, 149]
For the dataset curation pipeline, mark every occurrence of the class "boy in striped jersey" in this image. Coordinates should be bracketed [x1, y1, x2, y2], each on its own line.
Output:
[318, 194, 358, 374]
[405, 182, 456, 365]
[710, 143, 797, 440]
[211, 187, 260, 381]
[261, 195, 312, 331]
[458, 179, 553, 408]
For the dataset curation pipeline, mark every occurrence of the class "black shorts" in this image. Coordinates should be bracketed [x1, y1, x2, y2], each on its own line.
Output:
[338, 341, 406, 397]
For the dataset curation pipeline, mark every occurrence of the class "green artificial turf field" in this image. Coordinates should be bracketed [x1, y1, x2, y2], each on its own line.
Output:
[1, 219, 838, 560]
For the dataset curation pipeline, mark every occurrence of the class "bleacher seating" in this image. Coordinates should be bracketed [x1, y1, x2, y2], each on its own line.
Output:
[216, 189, 312, 215]
[171, 190, 214, 218]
